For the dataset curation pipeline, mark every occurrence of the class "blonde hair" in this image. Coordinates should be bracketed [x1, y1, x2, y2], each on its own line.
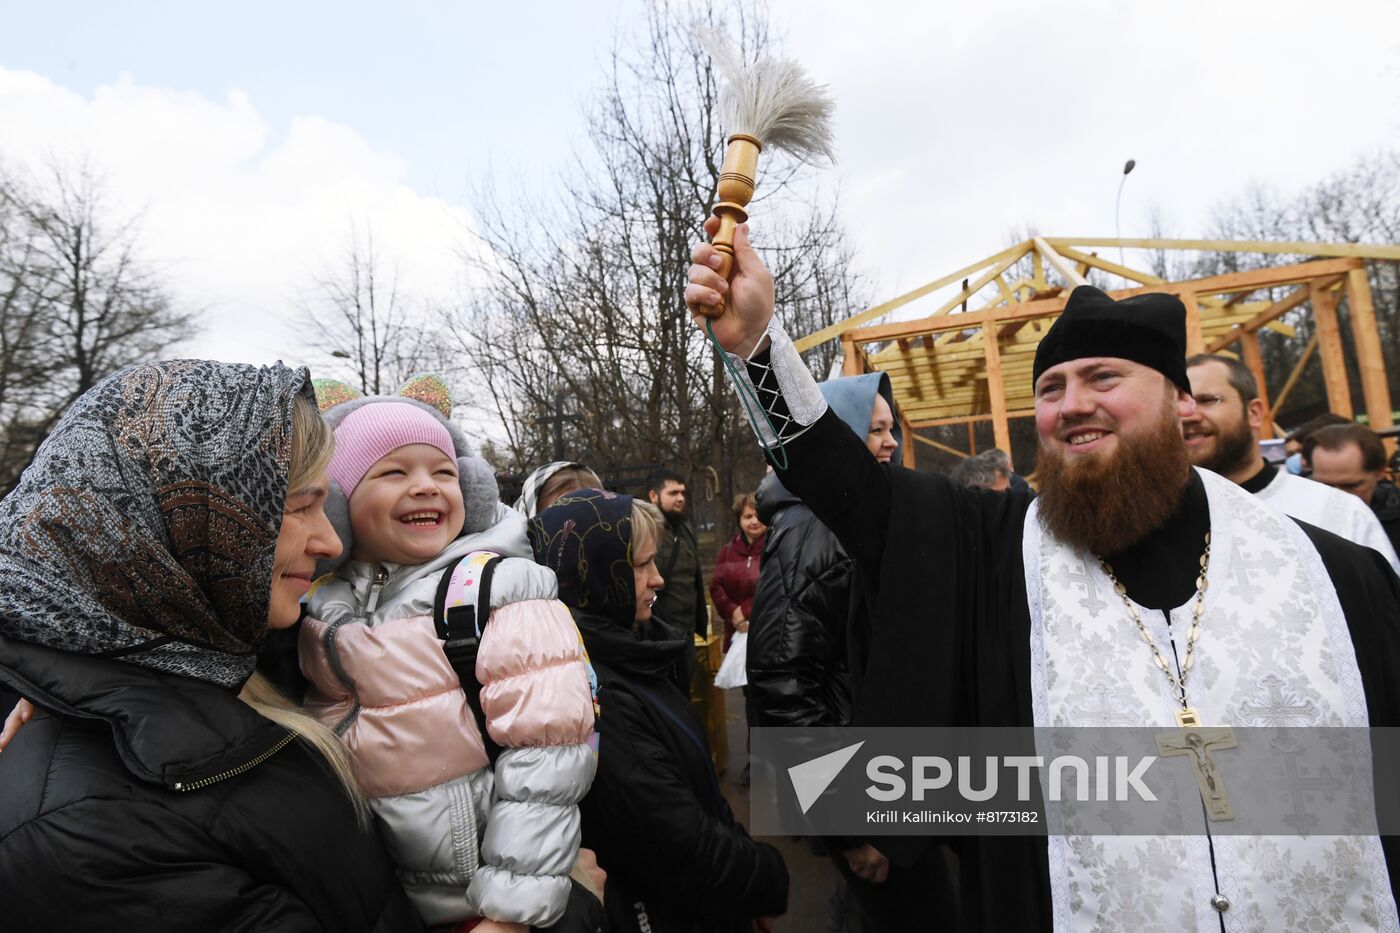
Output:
[239, 391, 368, 826]
[288, 394, 335, 495]
[239, 672, 369, 828]
[631, 499, 665, 556]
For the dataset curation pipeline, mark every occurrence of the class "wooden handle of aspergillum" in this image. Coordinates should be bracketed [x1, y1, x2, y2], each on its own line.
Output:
[702, 134, 761, 319]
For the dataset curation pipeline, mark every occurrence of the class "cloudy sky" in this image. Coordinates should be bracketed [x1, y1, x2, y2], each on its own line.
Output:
[2, 0, 1397, 376]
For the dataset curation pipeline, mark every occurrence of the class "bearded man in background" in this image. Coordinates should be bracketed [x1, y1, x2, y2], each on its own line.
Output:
[1182, 353, 1397, 571]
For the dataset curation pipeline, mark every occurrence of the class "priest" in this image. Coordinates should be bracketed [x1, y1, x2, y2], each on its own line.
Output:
[685, 220, 1400, 932]
[1182, 352, 1399, 572]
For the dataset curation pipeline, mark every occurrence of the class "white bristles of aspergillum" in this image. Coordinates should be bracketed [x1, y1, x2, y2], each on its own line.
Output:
[701, 29, 836, 165]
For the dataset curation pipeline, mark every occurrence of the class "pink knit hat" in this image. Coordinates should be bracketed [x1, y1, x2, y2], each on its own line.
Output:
[328, 401, 457, 498]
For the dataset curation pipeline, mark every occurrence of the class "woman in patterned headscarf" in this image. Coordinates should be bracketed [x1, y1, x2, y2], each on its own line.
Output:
[531, 489, 789, 933]
[514, 460, 604, 518]
[0, 361, 420, 932]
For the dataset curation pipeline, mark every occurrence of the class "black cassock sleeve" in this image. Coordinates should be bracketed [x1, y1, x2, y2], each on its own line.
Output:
[769, 405, 893, 582]
[767, 403, 1035, 727]
[1299, 520, 1400, 898]
[1300, 521, 1400, 725]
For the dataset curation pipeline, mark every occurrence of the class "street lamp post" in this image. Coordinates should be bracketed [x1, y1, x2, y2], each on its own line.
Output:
[1115, 158, 1137, 270]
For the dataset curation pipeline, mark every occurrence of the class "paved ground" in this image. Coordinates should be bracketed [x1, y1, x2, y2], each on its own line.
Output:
[716, 687, 843, 932]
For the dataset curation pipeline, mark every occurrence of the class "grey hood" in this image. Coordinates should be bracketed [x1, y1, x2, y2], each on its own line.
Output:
[818, 372, 903, 464]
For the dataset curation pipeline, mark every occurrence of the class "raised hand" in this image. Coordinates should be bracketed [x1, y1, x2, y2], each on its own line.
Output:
[686, 217, 775, 357]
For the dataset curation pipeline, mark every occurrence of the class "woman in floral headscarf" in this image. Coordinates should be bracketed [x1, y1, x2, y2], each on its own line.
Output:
[0, 361, 419, 932]
[531, 489, 788, 933]
[514, 460, 603, 518]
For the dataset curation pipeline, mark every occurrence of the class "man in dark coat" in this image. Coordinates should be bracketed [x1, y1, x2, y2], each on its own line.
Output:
[648, 468, 710, 639]
[687, 221, 1400, 932]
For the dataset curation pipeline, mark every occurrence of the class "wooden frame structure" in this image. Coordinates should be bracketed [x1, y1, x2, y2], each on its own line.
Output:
[798, 238, 1400, 468]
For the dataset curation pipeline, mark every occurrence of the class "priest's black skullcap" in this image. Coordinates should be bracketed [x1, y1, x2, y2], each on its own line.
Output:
[1033, 285, 1190, 393]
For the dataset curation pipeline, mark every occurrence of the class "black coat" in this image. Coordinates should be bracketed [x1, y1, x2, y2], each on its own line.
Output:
[653, 516, 709, 638]
[747, 473, 853, 728]
[575, 613, 788, 932]
[0, 636, 421, 933]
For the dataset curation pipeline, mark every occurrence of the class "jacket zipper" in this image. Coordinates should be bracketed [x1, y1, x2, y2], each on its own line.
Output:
[172, 731, 297, 791]
[364, 565, 389, 613]
[325, 564, 392, 736]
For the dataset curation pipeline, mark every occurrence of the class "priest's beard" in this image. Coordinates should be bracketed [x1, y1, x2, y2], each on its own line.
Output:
[1036, 397, 1191, 556]
[1192, 413, 1255, 477]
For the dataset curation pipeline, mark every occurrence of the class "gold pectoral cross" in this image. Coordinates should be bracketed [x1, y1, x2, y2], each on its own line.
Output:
[1156, 708, 1237, 822]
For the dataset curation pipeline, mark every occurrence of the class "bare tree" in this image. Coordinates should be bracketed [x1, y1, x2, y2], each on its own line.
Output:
[1179, 151, 1400, 418]
[0, 164, 194, 493]
[444, 0, 868, 526]
[296, 223, 435, 396]
[0, 178, 56, 487]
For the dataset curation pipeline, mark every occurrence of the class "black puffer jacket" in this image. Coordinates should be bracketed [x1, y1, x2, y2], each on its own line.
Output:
[0, 636, 421, 933]
[576, 614, 789, 933]
[747, 473, 853, 728]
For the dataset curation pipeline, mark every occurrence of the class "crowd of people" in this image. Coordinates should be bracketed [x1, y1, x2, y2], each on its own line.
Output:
[0, 213, 1398, 933]
[0, 371, 785, 932]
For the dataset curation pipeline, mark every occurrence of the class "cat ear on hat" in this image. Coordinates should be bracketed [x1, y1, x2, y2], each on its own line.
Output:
[398, 373, 452, 419]
[312, 378, 363, 413]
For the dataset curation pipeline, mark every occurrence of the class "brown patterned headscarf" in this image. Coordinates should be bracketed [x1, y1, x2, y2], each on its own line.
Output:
[0, 360, 315, 689]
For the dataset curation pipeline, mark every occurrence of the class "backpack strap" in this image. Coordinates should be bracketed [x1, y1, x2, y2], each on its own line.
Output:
[434, 550, 506, 762]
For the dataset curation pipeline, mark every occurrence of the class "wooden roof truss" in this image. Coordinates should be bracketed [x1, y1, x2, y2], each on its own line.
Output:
[798, 238, 1400, 466]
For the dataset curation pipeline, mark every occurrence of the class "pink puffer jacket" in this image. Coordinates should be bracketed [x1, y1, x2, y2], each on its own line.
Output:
[299, 508, 597, 927]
